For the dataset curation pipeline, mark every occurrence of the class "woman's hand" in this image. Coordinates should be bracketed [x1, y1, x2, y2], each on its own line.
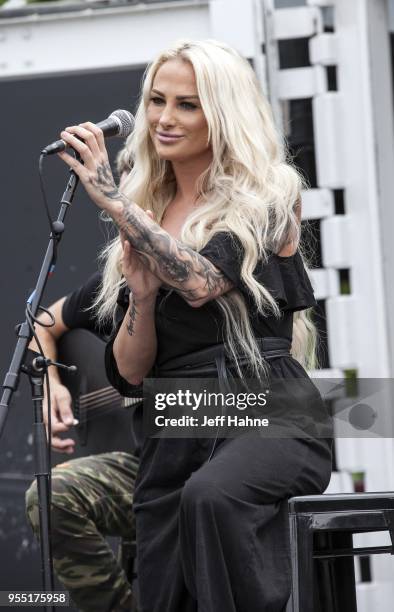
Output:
[120, 210, 162, 302]
[57, 123, 123, 212]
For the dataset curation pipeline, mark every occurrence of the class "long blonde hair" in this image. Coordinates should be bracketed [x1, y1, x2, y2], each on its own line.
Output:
[95, 39, 318, 376]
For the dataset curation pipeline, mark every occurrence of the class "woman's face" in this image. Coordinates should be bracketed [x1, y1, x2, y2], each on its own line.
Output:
[147, 59, 211, 164]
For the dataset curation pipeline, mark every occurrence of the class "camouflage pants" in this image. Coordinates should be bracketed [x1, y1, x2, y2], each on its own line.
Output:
[25, 452, 139, 612]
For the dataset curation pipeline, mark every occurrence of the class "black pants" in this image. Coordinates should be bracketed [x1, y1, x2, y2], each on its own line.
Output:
[133, 433, 332, 612]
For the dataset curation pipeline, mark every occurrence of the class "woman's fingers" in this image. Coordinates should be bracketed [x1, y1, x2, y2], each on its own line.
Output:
[122, 239, 130, 263]
[80, 121, 106, 155]
[123, 240, 132, 257]
[57, 149, 85, 178]
[59, 131, 95, 169]
[60, 127, 100, 167]
[121, 241, 134, 276]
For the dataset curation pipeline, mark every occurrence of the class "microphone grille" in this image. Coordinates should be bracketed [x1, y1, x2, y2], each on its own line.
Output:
[110, 109, 135, 138]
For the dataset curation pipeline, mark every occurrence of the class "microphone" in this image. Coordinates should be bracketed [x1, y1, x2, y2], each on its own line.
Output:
[41, 109, 135, 156]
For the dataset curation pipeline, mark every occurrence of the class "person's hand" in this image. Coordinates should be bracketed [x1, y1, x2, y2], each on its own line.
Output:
[57, 123, 122, 212]
[120, 210, 162, 302]
[44, 380, 78, 454]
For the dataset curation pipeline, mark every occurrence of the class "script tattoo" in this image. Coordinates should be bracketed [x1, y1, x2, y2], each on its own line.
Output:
[127, 298, 138, 336]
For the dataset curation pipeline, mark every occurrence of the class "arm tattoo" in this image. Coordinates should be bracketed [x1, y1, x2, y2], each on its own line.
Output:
[106, 189, 232, 304]
[126, 298, 138, 336]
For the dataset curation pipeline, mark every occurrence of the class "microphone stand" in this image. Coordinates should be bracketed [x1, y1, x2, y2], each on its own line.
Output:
[0, 162, 80, 611]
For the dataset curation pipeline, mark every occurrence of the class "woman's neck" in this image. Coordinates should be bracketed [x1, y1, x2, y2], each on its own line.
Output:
[171, 151, 212, 204]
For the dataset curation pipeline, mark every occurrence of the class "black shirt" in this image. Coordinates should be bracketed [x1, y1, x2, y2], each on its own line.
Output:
[61, 238, 319, 451]
[63, 236, 316, 363]
[154, 232, 316, 365]
[62, 272, 105, 335]
[103, 231, 316, 395]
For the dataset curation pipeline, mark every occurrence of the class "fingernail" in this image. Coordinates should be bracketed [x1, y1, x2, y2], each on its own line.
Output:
[73, 419, 79, 425]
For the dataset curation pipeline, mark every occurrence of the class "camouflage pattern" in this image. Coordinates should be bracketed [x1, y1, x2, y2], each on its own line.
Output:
[25, 452, 139, 612]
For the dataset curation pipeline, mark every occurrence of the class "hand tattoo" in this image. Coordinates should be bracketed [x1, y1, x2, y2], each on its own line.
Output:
[90, 161, 119, 200]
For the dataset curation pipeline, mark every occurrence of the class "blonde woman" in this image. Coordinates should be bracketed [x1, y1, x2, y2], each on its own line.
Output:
[58, 39, 332, 612]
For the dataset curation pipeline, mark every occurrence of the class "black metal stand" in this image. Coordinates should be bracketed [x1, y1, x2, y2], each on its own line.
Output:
[0, 162, 80, 611]
[24, 351, 54, 595]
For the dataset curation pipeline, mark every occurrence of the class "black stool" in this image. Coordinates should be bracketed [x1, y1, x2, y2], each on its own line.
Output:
[288, 492, 394, 612]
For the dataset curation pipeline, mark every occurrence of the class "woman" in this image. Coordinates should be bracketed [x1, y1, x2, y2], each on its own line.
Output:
[58, 39, 332, 612]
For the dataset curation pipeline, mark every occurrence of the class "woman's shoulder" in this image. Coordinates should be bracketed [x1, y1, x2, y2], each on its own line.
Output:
[256, 249, 317, 312]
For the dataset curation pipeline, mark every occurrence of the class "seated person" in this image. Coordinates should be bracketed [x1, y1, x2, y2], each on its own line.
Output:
[25, 272, 140, 612]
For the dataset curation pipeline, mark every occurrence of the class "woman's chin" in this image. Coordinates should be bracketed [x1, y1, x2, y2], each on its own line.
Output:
[154, 149, 184, 162]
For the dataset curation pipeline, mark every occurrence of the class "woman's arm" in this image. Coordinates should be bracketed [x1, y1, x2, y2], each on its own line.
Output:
[112, 200, 232, 308]
[58, 125, 234, 308]
[113, 291, 158, 385]
[111, 224, 161, 384]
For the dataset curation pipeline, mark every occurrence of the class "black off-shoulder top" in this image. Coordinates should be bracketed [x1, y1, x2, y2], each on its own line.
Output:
[106, 231, 316, 374]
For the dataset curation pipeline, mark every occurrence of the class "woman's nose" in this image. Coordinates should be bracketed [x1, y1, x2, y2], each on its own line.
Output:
[158, 104, 176, 128]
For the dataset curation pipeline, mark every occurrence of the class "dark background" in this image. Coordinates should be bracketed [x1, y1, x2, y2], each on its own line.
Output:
[0, 66, 145, 597]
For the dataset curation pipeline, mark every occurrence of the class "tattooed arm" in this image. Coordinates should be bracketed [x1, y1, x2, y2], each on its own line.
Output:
[58, 124, 235, 308]
[113, 199, 233, 307]
[113, 290, 158, 385]
[111, 235, 161, 384]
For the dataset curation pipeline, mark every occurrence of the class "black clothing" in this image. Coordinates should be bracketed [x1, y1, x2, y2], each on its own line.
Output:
[103, 231, 332, 612]
[129, 343, 332, 612]
[135, 434, 331, 612]
[62, 272, 145, 455]
[62, 272, 105, 335]
[62, 271, 131, 338]
[62, 238, 317, 369]
[155, 235, 316, 366]
[105, 234, 317, 373]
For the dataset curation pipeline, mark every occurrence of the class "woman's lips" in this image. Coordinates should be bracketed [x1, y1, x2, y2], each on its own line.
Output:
[156, 132, 184, 144]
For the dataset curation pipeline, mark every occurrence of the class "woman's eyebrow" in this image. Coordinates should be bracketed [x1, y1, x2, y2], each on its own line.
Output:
[151, 88, 200, 100]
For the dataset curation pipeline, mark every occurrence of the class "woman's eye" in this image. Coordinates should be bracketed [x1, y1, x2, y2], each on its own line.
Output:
[149, 97, 197, 110]
[180, 102, 197, 110]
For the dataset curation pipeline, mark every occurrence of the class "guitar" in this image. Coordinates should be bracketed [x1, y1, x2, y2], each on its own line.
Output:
[57, 328, 142, 446]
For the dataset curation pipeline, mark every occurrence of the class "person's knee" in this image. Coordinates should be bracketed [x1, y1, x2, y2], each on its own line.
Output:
[181, 473, 227, 517]
[25, 466, 83, 539]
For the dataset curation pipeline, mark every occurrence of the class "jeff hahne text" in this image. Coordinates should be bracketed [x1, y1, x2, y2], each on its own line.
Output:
[154, 389, 270, 428]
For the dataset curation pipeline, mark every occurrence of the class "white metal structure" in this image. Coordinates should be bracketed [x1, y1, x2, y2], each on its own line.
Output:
[2, 0, 394, 608]
[270, 2, 394, 608]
